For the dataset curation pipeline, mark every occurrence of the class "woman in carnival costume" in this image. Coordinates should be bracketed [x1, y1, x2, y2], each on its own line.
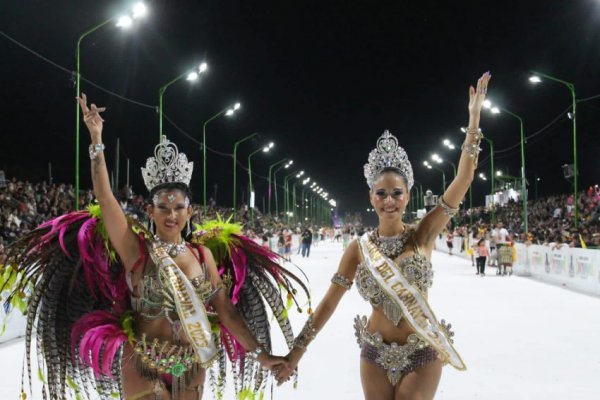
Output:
[277, 72, 491, 399]
[2, 93, 308, 399]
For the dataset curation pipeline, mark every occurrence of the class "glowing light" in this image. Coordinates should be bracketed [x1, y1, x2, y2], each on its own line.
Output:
[116, 16, 133, 28]
[186, 72, 198, 81]
[132, 2, 148, 19]
[529, 76, 541, 84]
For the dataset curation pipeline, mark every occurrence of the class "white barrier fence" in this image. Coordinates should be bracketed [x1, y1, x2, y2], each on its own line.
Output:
[435, 235, 600, 297]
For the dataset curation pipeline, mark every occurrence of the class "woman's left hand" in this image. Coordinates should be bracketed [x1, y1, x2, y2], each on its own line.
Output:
[468, 71, 492, 116]
[258, 354, 293, 375]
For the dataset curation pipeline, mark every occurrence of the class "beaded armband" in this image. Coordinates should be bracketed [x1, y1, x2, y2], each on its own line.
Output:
[462, 127, 483, 166]
[331, 273, 353, 290]
[293, 316, 318, 351]
[437, 195, 459, 217]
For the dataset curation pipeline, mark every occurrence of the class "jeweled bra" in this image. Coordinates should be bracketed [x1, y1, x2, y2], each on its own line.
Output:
[355, 227, 434, 325]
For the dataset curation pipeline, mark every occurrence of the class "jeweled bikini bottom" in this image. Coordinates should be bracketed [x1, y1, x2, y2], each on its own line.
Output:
[354, 315, 438, 385]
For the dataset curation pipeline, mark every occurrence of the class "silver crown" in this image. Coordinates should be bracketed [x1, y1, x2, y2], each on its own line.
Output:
[141, 136, 193, 192]
[364, 130, 413, 190]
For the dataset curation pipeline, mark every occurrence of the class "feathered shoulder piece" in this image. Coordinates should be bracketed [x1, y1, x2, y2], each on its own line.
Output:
[1, 204, 129, 399]
[190, 215, 311, 397]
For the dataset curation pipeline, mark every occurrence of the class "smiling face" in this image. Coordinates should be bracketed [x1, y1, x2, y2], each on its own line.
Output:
[147, 190, 192, 239]
[369, 171, 409, 222]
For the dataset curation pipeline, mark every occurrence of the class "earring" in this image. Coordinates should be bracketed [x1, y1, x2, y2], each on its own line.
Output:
[186, 220, 191, 236]
[149, 219, 154, 234]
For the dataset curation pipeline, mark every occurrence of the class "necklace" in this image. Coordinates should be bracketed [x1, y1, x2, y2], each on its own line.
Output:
[369, 226, 410, 259]
[154, 235, 188, 258]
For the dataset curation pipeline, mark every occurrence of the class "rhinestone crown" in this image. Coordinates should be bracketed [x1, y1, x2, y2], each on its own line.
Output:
[142, 136, 193, 192]
[364, 130, 413, 190]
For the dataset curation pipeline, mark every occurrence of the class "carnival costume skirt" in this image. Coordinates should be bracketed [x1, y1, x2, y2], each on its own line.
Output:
[354, 315, 438, 385]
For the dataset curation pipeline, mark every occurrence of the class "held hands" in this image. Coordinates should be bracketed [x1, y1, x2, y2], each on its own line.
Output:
[76, 93, 106, 142]
[257, 353, 294, 383]
[468, 71, 491, 117]
[275, 348, 302, 386]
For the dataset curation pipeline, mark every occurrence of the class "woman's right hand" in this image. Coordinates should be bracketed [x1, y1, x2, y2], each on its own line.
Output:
[76, 93, 106, 142]
[276, 347, 303, 385]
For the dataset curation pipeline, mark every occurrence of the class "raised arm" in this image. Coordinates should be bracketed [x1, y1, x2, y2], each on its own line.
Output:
[276, 239, 360, 384]
[76, 94, 140, 270]
[417, 72, 491, 250]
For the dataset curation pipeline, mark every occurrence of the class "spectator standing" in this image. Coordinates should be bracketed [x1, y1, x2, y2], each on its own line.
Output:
[475, 238, 489, 276]
[300, 227, 312, 258]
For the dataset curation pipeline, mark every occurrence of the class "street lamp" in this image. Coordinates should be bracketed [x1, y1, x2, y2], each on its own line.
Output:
[284, 170, 303, 224]
[232, 132, 258, 217]
[75, 2, 148, 209]
[423, 161, 446, 193]
[159, 62, 208, 141]
[203, 102, 241, 210]
[248, 142, 274, 223]
[484, 100, 527, 234]
[273, 160, 293, 218]
[268, 158, 291, 215]
[529, 71, 578, 229]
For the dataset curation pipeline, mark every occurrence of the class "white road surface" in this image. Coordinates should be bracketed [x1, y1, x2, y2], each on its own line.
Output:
[1, 241, 599, 399]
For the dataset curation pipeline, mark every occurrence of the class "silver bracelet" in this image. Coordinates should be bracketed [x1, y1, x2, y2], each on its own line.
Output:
[464, 127, 484, 141]
[89, 143, 105, 160]
[331, 273, 352, 290]
[461, 141, 482, 158]
[293, 316, 318, 351]
[437, 195, 459, 217]
[247, 346, 266, 361]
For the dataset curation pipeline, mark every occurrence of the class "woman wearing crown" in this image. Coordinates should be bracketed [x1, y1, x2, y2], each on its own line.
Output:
[276, 72, 491, 399]
[1, 94, 310, 400]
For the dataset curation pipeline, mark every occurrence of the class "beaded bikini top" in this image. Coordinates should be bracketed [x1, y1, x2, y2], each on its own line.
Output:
[127, 243, 220, 321]
[355, 227, 434, 325]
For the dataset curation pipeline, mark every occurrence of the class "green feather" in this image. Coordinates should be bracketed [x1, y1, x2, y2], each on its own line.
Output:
[192, 214, 243, 264]
[86, 203, 117, 263]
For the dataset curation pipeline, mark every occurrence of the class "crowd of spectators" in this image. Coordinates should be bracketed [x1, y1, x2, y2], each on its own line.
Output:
[455, 185, 600, 248]
[3, 170, 600, 268]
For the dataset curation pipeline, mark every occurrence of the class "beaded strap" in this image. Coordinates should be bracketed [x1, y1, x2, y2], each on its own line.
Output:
[331, 273, 353, 290]
[437, 195, 459, 217]
[293, 316, 318, 351]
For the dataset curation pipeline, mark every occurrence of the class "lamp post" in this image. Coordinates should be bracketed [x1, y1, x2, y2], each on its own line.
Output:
[483, 101, 527, 234]
[423, 161, 446, 193]
[284, 171, 303, 225]
[413, 180, 424, 210]
[159, 62, 207, 141]
[248, 143, 274, 223]
[273, 161, 293, 218]
[75, 2, 147, 210]
[232, 132, 258, 217]
[203, 102, 241, 211]
[268, 158, 290, 215]
[530, 72, 578, 230]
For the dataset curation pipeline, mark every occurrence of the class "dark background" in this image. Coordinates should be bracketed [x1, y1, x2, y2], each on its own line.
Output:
[2, 1, 600, 225]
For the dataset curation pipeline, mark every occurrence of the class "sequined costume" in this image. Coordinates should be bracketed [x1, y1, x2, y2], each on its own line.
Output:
[353, 226, 465, 384]
[1, 208, 310, 399]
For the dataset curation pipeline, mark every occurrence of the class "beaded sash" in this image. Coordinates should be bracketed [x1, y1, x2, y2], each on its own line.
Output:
[146, 241, 218, 368]
[357, 233, 466, 370]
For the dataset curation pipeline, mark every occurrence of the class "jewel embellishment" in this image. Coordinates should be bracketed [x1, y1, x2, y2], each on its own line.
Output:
[369, 228, 410, 259]
[364, 130, 414, 190]
[142, 136, 194, 192]
[155, 236, 188, 257]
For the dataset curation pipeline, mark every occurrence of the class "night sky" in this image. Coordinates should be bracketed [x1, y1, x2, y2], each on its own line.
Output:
[2, 1, 600, 225]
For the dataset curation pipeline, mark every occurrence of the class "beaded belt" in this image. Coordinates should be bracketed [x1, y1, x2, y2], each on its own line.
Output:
[133, 334, 200, 378]
[353, 315, 437, 385]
